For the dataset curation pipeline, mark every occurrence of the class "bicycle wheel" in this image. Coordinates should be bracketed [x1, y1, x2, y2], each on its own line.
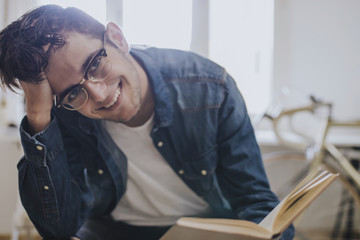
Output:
[323, 147, 360, 240]
[262, 150, 360, 239]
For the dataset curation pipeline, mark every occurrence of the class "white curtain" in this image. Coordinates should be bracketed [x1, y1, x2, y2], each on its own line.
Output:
[0, 0, 39, 128]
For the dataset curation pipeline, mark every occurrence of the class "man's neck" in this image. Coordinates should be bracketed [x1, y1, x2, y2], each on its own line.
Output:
[124, 56, 154, 128]
[125, 90, 154, 127]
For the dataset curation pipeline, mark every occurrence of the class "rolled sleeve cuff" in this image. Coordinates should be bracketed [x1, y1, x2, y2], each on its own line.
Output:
[20, 115, 63, 167]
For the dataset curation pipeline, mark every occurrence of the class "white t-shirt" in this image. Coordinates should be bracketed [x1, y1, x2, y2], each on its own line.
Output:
[103, 115, 210, 226]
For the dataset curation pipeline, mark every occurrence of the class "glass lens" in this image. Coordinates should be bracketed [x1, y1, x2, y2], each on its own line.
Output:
[63, 86, 88, 110]
[86, 50, 112, 82]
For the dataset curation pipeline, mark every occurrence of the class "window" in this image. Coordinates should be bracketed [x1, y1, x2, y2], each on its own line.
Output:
[209, 0, 274, 114]
[122, 0, 192, 50]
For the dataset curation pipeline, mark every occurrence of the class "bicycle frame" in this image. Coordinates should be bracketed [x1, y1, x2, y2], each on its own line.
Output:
[270, 101, 332, 151]
[269, 98, 360, 188]
[311, 119, 360, 189]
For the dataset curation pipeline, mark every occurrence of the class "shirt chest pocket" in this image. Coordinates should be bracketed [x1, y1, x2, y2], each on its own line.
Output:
[180, 146, 218, 195]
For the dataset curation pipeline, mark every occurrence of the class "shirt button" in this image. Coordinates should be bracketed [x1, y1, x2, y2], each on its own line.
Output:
[98, 169, 104, 175]
[178, 169, 184, 175]
[36, 145, 43, 151]
[44, 185, 49, 190]
[157, 141, 164, 147]
[201, 170, 207, 176]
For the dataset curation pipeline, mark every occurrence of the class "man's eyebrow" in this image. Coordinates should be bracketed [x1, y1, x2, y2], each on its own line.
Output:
[58, 49, 100, 98]
[81, 49, 100, 75]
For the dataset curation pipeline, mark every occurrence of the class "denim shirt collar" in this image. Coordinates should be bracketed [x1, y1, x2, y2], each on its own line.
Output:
[130, 46, 173, 128]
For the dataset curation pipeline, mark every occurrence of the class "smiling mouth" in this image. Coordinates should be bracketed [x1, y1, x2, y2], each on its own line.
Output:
[104, 81, 122, 109]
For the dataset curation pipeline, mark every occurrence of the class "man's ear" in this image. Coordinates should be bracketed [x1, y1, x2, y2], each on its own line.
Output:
[105, 22, 129, 53]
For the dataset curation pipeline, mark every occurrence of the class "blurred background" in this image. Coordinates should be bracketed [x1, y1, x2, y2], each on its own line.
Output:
[0, 0, 359, 239]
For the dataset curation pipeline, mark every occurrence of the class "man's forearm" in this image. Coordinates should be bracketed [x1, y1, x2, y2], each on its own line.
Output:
[18, 116, 91, 238]
[26, 112, 51, 135]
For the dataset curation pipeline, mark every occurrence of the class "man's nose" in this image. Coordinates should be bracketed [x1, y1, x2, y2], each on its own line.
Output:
[83, 81, 107, 104]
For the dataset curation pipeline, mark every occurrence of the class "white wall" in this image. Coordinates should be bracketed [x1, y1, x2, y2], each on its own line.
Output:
[0, 130, 23, 234]
[274, 0, 360, 120]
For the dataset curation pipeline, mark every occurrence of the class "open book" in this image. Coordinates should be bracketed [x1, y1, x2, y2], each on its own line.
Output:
[160, 169, 338, 240]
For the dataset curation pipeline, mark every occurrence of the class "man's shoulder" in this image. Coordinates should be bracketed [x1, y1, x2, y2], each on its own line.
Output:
[130, 45, 226, 83]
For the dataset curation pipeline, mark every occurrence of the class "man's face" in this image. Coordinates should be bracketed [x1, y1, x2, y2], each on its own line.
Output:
[46, 31, 149, 125]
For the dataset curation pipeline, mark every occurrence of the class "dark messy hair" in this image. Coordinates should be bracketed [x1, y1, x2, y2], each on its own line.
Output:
[0, 4, 105, 91]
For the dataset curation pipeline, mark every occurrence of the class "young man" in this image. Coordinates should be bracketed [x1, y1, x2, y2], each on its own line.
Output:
[0, 4, 294, 240]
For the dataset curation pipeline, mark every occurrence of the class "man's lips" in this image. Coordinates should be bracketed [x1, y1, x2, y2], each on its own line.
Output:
[103, 81, 122, 109]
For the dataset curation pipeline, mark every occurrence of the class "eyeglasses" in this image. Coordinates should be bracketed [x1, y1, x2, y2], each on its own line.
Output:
[56, 33, 112, 111]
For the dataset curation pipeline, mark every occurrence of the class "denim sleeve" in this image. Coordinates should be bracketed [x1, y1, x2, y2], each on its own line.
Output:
[18, 115, 93, 239]
[216, 74, 294, 239]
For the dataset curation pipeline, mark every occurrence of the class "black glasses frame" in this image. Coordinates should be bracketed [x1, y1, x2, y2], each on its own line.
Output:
[56, 33, 108, 110]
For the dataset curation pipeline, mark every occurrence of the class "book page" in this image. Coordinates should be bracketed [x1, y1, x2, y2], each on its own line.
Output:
[259, 169, 338, 234]
[161, 169, 337, 240]
[161, 217, 272, 240]
[257, 171, 324, 230]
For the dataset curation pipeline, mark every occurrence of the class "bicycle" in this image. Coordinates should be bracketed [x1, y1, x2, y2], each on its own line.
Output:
[255, 95, 360, 239]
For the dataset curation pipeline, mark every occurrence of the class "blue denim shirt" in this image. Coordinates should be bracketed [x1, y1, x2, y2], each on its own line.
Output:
[18, 46, 294, 239]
